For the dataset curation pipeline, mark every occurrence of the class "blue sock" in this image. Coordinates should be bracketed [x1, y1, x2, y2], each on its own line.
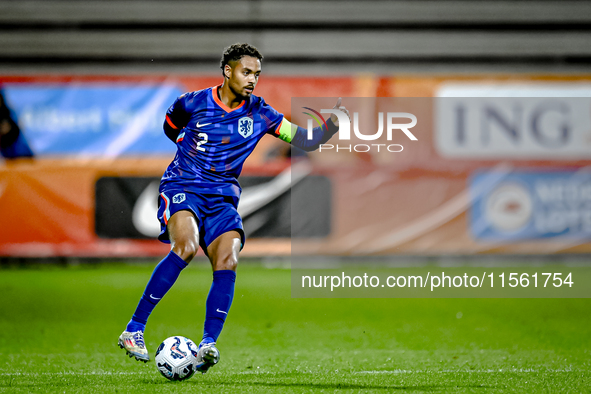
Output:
[126, 251, 188, 332]
[202, 270, 236, 344]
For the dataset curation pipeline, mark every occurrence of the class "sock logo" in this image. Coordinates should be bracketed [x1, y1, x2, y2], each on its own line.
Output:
[216, 308, 227, 315]
[149, 294, 161, 300]
[172, 193, 186, 204]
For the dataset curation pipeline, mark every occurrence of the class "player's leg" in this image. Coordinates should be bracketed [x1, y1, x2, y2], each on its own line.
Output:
[195, 230, 241, 373]
[119, 210, 199, 362]
[203, 230, 240, 343]
[127, 211, 198, 330]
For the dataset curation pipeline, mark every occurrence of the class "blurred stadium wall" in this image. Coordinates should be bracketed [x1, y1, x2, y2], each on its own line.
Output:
[1, 1, 591, 258]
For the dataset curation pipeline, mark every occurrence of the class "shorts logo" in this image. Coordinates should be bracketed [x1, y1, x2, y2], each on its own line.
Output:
[172, 193, 186, 204]
[238, 117, 254, 138]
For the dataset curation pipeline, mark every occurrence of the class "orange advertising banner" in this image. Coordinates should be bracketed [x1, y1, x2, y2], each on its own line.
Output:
[2, 74, 591, 257]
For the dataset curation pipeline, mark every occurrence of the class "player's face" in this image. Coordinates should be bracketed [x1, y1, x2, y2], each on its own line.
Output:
[227, 56, 261, 98]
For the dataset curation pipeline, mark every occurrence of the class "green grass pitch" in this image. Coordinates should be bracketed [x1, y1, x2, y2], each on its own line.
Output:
[0, 262, 589, 393]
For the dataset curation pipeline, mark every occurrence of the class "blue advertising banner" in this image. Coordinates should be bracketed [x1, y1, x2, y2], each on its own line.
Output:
[2, 83, 183, 156]
[470, 170, 591, 240]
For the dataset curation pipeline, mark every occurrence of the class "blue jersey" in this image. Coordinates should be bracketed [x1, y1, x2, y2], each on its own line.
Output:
[161, 85, 284, 198]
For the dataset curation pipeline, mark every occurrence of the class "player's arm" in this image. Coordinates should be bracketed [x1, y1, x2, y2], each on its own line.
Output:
[163, 93, 191, 143]
[275, 118, 337, 152]
[273, 98, 349, 152]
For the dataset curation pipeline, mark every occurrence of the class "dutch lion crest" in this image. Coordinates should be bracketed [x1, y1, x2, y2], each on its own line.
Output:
[172, 193, 186, 204]
[238, 117, 254, 138]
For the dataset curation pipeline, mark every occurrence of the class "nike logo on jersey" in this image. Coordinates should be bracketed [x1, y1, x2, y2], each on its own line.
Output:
[216, 308, 227, 315]
[150, 294, 161, 300]
[196, 122, 212, 128]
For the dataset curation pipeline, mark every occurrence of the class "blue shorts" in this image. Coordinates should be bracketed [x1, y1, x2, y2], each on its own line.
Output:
[157, 190, 245, 256]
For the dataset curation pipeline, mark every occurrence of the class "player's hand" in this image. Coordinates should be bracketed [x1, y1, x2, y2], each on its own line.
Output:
[330, 97, 351, 126]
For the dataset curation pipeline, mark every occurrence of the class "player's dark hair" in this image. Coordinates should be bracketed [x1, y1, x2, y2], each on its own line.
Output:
[220, 43, 263, 76]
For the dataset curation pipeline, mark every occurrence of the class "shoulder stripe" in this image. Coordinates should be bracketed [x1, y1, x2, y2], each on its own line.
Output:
[165, 115, 179, 130]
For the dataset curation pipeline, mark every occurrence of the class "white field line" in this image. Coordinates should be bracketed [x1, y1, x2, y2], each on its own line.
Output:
[238, 368, 581, 375]
[355, 368, 578, 374]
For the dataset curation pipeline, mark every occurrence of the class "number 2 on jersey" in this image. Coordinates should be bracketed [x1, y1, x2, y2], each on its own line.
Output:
[196, 132, 208, 152]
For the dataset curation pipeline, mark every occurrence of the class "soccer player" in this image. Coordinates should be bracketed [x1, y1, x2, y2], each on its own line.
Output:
[118, 43, 348, 373]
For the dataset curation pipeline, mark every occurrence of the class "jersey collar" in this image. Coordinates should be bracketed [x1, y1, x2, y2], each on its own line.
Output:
[212, 84, 245, 113]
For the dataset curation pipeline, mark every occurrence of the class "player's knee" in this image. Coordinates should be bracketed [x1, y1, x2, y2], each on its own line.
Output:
[214, 252, 238, 271]
[172, 240, 199, 263]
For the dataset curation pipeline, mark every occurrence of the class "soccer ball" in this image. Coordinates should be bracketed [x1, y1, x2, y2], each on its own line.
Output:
[154, 336, 199, 381]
